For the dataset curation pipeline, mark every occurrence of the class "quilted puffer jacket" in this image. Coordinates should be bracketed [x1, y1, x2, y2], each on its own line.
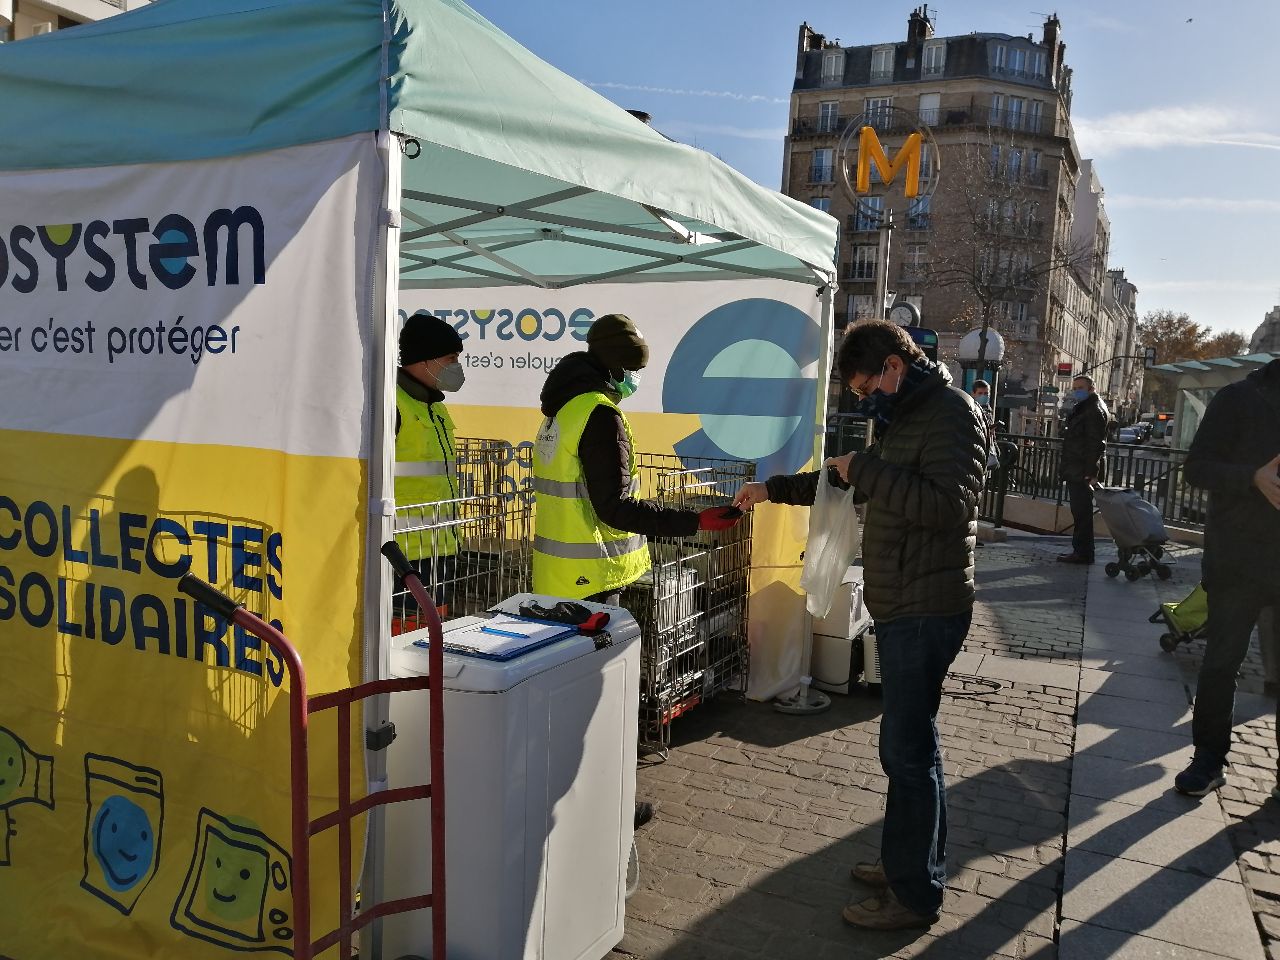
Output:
[766, 367, 988, 622]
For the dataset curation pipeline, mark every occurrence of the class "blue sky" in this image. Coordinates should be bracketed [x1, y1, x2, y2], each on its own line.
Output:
[468, 0, 1279, 338]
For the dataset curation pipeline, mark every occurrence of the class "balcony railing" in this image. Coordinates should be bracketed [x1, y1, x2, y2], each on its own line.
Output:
[791, 108, 1068, 139]
[904, 214, 931, 231]
[809, 166, 834, 184]
[844, 261, 879, 281]
[870, 69, 895, 83]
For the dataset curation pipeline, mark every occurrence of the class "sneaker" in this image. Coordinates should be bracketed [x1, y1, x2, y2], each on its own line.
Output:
[1174, 756, 1226, 797]
[634, 800, 655, 830]
[849, 861, 889, 888]
[841, 888, 938, 930]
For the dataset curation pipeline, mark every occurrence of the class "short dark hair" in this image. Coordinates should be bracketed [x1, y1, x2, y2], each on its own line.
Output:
[837, 320, 925, 382]
[1072, 374, 1094, 388]
[972, 379, 991, 391]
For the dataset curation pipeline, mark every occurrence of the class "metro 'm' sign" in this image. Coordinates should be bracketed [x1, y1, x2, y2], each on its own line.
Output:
[854, 127, 924, 198]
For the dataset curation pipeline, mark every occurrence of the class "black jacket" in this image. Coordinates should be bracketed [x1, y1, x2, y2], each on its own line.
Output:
[1060, 393, 1109, 482]
[539, 352, 699, 538]
[765, 367, 988, 622]
[1184, 359, 1280, 588]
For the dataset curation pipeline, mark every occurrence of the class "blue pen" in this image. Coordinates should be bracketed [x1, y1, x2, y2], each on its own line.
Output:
[479, 625, 528, 639]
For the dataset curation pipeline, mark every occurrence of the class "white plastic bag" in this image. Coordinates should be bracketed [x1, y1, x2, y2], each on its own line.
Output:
[800, 473, 862, 618]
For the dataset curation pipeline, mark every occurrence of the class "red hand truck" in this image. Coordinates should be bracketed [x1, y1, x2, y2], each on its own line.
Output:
[177, 538, 446, 959]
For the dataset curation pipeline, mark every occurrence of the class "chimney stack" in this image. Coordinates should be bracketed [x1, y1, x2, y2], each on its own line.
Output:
[907, 5, 934, 44]
[797, 22, 826, 80]
[1042, 13, 1063, 79]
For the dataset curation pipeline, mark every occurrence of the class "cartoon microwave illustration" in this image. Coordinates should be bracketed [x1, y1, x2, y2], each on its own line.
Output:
[171, 808, 294, 955]
[0, 726, 55, 868]
[81, 754, 164, 914]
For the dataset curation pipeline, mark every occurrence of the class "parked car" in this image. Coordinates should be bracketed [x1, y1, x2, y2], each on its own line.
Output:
[1117, 426, 1142, 444]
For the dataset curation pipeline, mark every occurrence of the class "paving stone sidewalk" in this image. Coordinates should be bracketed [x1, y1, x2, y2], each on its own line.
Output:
[615, 533, 1280, 960]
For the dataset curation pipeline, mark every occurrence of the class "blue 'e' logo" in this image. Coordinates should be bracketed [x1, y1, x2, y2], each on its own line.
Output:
[663, 298, 820, 479]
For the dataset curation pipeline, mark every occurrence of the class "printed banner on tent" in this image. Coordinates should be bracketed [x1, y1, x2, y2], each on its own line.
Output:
[399, 280, 825, 699]
[0, 134, 380, 959]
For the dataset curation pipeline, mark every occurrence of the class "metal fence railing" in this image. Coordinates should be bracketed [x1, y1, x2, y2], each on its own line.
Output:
[823, 420, 1207, 533]
[983, 434, 1205, 530]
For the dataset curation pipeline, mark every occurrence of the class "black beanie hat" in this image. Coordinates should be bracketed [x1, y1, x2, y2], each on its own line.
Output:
[586, 314, 649, 372]
[400, 312, 463, 366]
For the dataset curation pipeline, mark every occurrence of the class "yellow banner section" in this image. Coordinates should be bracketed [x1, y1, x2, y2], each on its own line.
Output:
[451, 404, 810, 699]
[0, 429, 364, 959]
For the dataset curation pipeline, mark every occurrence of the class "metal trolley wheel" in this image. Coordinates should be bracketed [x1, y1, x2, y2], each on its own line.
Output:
[1159, 632, 1179, 653]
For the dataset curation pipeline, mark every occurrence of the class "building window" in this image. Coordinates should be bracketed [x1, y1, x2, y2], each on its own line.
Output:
[1031, 50, 1047, 78]
[1028, 150, 1042, 176]
[1028, 100, 1044, 134]
[864, 96, 893, 129]
[990, 93, 1005, 127]
[850, 245, 878, 281]
[919, 144, 935, 182]
[922, 41, 946, 76]
[989, 145, 1002, 176]
[821, 50, 845, 86]
[851, 295, 877, 321]
[1008, 47, 1027, 75]
[818, 101, 840, 133]
[992, 44, 1007, 71]
[1007, 97, 1027, 130]
[810, 148, 834, 183]
[810, 197, 832, 213]
[907, 195, 931, 230]
[903, 243, 928, 279]
[850, 197, 884, 232]
[1007, 148, 1023, 180]
[870, 46, 895, 82]
[917, 92, 940, 126]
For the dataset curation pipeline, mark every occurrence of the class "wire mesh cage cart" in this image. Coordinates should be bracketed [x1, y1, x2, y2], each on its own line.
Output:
[392, 437, 534, 627]
[623, 454, 755, 751]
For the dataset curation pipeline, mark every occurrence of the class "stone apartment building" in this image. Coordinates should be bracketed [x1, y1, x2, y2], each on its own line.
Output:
[1251, 305, 1280, 354]
[1105, 268, 1143, 422]
[783, 6, 1128, 417]
[2, 0, 145, 41]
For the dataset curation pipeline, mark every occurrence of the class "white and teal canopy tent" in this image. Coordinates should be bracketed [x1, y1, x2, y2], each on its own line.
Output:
[0, 0, 836, 290]
[0, 3, 836, 952]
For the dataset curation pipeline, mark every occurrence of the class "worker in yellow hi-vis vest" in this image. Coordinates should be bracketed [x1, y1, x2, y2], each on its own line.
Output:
[393, 312, 466, 633]
[533, 313, 741, 828]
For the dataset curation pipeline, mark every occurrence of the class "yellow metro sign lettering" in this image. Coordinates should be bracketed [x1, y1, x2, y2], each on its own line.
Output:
[854, 127, 923, 198]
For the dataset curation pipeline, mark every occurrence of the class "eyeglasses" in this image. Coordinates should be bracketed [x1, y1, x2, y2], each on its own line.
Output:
[848, 370, 882, 400]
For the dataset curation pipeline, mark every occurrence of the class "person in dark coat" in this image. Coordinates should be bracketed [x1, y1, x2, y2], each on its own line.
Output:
[1174, 358, 1280, 796]
[1057, 374, 1109, 564]
[733, 321, 987, 931]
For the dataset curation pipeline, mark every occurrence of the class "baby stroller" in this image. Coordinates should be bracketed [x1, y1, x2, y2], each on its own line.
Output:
[1149, 582, 1209, 652]
[1093, 486, 1173, 581]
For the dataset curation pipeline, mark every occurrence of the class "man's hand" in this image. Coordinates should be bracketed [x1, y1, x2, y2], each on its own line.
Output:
[1253, 454, 1280, 509]
[823, 452, 855, 485]
[732, 482, 770, 511]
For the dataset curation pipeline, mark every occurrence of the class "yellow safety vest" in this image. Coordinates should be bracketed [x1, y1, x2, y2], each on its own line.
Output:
[533, 392, 650, 599]
[394, 385, 458, 559]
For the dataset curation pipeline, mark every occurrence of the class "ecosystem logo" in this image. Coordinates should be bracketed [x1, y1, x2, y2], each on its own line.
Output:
[663, 298, 820, 479]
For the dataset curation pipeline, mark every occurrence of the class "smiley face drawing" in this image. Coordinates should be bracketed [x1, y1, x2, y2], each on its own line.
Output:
[81, 754, 163, 915]
[172, 808, 293, 954]
[92, 795, 155, 891]
[0, 729, 23, 807]
[204, 827, 269, 922]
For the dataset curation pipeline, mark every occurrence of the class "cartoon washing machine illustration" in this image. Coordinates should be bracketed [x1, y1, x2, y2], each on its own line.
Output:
[81, 754, 164, 914]
[171, 807, 294, 955]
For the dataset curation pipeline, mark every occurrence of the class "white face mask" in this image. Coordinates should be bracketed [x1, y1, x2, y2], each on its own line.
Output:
[433, 361, 465, 393]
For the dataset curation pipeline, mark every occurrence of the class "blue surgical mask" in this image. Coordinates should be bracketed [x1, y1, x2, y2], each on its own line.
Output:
[1071, 388, 1089, 402]
[613, 370, 641, 400]
[975, 394, 990, 406]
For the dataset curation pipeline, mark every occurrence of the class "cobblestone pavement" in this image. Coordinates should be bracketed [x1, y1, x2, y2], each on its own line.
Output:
[615, 534, 1280, 960]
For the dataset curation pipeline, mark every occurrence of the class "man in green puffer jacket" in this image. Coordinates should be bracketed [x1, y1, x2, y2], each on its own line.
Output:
[734, 320, 988, 932]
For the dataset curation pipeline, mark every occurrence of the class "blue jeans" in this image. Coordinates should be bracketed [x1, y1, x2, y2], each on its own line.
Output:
[876, 611, 971, 916]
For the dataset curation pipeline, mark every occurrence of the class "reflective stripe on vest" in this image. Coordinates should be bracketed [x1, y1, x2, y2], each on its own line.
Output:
[394, 385, 458, 558]
[532, 391, 650, 600]
[394, 460, 451, 478]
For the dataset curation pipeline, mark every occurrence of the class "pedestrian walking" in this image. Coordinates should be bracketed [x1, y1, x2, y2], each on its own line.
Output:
[733, 320, 988, 930]
[1174, 358, 1280, 796]
[1057, 374, 1109, 565]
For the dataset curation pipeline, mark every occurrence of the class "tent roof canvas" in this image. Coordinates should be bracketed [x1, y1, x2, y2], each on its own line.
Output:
[0, 0, 836, 287]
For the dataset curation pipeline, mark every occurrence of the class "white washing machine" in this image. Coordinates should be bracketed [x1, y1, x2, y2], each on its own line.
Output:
[381, 594, 640, 960]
